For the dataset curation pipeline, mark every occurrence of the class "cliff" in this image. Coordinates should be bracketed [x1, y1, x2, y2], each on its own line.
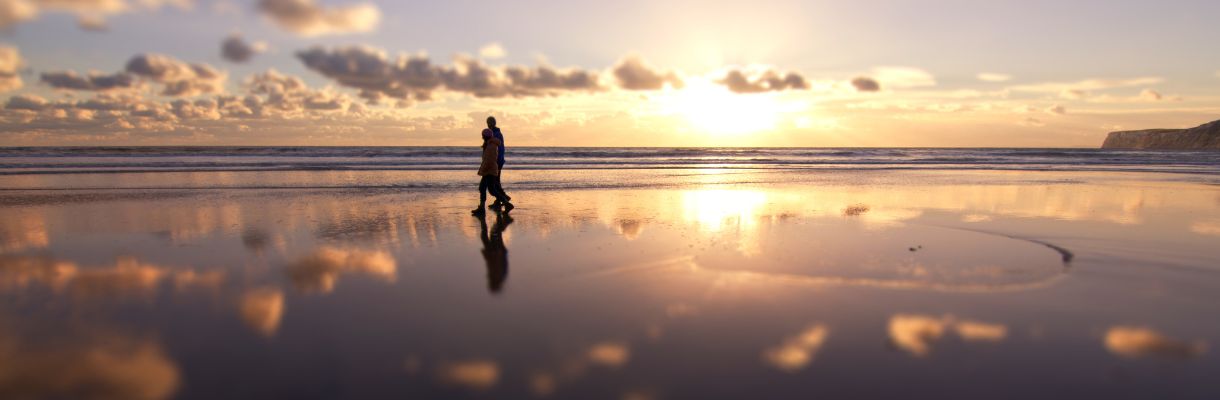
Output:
[1101, 119, 1220, 150]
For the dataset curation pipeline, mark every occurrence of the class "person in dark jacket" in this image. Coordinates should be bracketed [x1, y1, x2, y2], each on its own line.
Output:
[475, 129, 511, 214]
[485, 116, 512, 209]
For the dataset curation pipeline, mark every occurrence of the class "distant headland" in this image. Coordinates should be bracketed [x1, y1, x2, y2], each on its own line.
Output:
[1102, 119, 1220, 150]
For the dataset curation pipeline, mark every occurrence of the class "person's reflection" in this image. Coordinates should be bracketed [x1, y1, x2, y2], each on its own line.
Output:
[478, 210, 513, 294]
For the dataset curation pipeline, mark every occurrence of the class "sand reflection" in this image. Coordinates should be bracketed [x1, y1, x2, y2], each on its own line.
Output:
[0, 323, 179, 400]
[437, 360, 500, 390]
[888, 314, 1007, 356]
[762, 324, 829, 372]
[0, 255, 224, 299]
[587, 341, 631, 368]
[285, 246, 397, 293]
[0, 211, 48, 253]
[239, 288, 285, 337]
[1104, 326, 1208, 359]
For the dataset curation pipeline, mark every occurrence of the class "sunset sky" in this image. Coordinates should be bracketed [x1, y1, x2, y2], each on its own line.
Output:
[1, 0, 1218, 147]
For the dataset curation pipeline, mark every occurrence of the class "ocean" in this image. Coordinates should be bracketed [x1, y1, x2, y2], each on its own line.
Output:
[3, 147, 1219, 175]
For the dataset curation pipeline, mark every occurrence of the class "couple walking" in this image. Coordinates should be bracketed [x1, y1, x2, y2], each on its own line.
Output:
[475, 116, 514, 214]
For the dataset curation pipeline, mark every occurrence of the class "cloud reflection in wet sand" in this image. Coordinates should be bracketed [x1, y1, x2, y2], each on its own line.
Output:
[888, 314, 1007, 357]
[239, 287, 285, 337]
[0, 211, 48, 253]
[437, 360, 500, 391]
[0, 324, 179, 400]
[0, 255, 224, 299]
[587, 341, 631, 368]
[285, 246, 396, 293]
[763, 324, 830, 372]
[1104, 326, 1208, 359]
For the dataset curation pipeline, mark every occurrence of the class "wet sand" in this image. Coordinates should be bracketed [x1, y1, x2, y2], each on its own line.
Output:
[1, 169, 1219, 399]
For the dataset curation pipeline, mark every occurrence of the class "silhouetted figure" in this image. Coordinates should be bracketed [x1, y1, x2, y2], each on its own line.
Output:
[478, 210, 513, 294]
[485, 116, 512, 210]
[474, 128, 510, 214]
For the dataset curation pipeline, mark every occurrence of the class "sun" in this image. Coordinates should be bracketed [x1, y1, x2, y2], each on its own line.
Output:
[657, 80, 787, 137]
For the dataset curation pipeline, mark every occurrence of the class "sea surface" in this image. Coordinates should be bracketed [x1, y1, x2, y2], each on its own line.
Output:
[1, 147, 1218, 399]
[3, 146, 1220, 176]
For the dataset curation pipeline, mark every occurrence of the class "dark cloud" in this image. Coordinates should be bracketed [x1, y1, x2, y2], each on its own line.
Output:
[0, 69, 368, 142]
[851, 77, 880, 92]
[221, 35, 267, 63]
[612, 56, 683, 90]
[296, 46, 603, 103]
[6, 94, 48, 110]
[258, 0, 380, 37]
[40, 71, 136, 91]
[717, 69, 809, 93]
[126, 54, 226, 96]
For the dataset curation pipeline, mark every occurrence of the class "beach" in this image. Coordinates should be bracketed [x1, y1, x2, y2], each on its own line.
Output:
[1, 150, 1219, 399]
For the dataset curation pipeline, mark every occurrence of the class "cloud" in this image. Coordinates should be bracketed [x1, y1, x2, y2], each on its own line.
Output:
[125, 53, 226, 96]
[587, 341, 630, 368]
[40, 70, 136, 91]
[221, 34, 267, 63]
[0, 68, 378, 142]
[1139, 89, 1162, 101]
[977, 72, 1012, 82]
[1192, 220, 1220, 236]
[1009, 77, 1164, 93]
[75, 13, 108, 30]
[478, 42, 506, 59]
[870, 67, 936, 89]
[239, 287, 284, 337]
[0, 1, 38, 29]
[0, 45, 22, 92]
[1104, 326, 1207, 359]
[717, 68, 809, 93]
[851, 76, 880, 92]
[297, 45, 604, 102]
[257, 0, 380, 37]
[1019, 117, 1044, 127]
[1059, 89, 1088, 99]
[611, 56, 683, 90]
[438, 360, 499, 390]
[285, 246, 396, 293]
[5, 93, 47, 110]
[0, 0, 192, 30]
[887, 314, 1008, 356]
[762, 324, 829, 372]
[0, 323, 180, 400]
[1045, 104, 1066, 115]
[0, 254, 223, 300]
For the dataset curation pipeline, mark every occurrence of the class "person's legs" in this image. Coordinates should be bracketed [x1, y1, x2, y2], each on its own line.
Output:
[494, 161, 510, 201]
[475, 176, 491, 213]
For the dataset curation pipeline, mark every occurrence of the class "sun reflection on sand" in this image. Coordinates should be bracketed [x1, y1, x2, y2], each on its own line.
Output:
[682, 189, 767, 233]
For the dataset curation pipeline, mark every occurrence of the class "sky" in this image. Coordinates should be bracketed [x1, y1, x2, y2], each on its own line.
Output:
[0, 0, 1218, 147]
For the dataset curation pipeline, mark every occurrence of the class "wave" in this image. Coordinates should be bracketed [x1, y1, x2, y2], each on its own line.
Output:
[2, 147, 1218, 175]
